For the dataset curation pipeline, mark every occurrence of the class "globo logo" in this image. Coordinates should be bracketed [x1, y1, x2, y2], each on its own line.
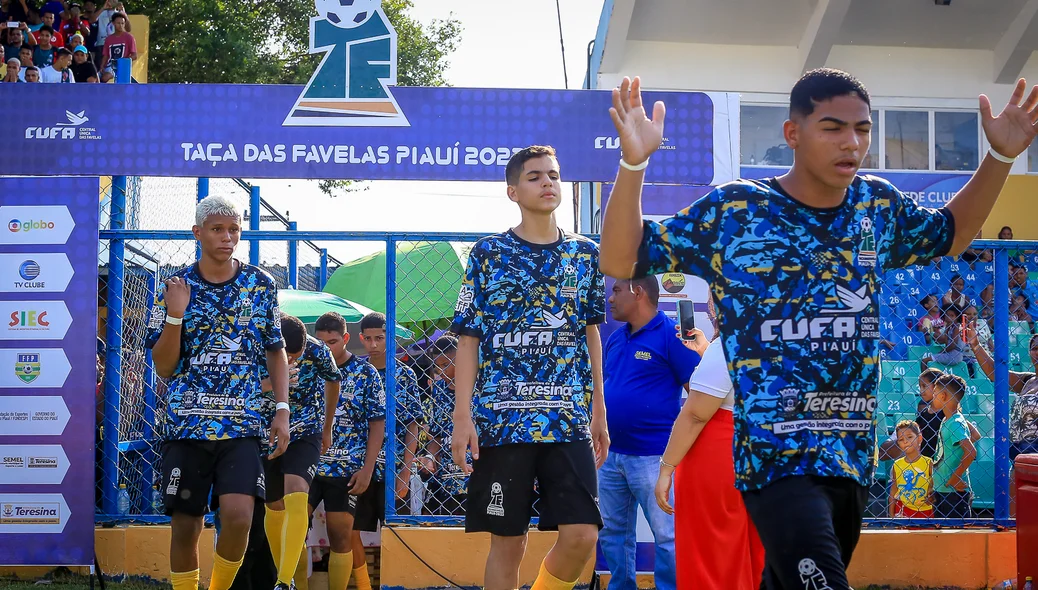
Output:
[7, 219, 56, 233]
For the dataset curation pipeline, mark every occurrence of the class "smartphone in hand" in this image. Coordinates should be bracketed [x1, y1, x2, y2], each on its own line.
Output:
[677, 299, 697, 341]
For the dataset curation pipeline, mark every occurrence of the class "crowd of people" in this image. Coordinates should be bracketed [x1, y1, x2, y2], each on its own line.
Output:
[1, 0, 137, 83]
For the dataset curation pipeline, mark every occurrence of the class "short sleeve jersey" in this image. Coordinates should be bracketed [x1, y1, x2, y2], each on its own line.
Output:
[373, 363, 424, 479]
[933, 412, 972, 493]
[636, 176, 953, 491]
[144, 262, 284, 441]
[318, 354, 386, 478]
[427, 379, 468, 496]
[260, 336, 341, 437]
[451, 230, 606, 447]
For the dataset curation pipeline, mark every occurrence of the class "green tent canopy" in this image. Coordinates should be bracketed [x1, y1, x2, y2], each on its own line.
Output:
[323, 241, 471, 326]
[277, 289, 413, 339]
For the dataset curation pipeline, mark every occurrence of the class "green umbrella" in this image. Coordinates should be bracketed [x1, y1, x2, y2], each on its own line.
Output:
[323, 241, 471, 325]
[277, 289, 413, 339]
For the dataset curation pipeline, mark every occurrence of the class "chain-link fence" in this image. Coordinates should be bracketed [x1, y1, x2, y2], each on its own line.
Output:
[98, 185, 1033, 528]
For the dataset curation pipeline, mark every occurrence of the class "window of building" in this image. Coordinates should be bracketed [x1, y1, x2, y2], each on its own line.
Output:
[741, 106, 790, 166]
[934, 111, 979, 171]
[1029, 136, 1038, 173]
[862, 110, 880, 169]
[885, 110, 929, 170]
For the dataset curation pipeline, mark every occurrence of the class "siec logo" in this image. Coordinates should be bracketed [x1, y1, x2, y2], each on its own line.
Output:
[8, 219, 56, 233]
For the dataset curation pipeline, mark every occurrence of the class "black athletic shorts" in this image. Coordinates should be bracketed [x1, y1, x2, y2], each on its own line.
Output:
[742, 475, 867, 590]
[933, 490, 973, 519]
[466, 441, 602, 536]
[308, 475, 358, 515]
[354, 479, 385, 532]
[263, 434, 321, 503]
[161, 437, 266, 517]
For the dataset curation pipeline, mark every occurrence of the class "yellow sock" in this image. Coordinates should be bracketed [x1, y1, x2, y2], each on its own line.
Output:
[530, 561, 577, 590]
[328, 551, 353, 590]
[264, 506, 286, 570]
[278, 493, 311, 585]
[208, 553, 244, 590]
[171, 569, 200, 590]
[294, 547, 310, 590]
[353, 563, 371, 590]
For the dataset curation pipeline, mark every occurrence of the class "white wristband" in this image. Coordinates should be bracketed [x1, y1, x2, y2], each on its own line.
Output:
[164, 315, 183, 326]
[275, 402, 290, 413]
[988, 147, 1016, 164]
[619, 157, 649, 171]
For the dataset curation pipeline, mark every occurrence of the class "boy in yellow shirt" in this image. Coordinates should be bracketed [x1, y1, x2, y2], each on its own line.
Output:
[888, 420, 934, 518]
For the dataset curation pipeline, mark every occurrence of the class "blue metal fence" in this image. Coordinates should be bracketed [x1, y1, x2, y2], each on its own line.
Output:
[97, 201, 1033, 530]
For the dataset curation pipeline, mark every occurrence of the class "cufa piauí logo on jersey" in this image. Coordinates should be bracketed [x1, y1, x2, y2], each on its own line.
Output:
[15, 353, 40, 384]
[285, 0, 409, 127]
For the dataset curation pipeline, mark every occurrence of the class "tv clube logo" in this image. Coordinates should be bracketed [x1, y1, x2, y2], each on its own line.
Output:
[284, 0, 409, 127]
[8, 219, 56, 233]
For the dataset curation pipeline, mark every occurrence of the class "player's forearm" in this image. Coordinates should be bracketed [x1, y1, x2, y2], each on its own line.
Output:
[600, 168, 647, 279]
[362, 419, 385, 473]
[945, 155, 1013, 256]
[587, 325, 606, 415]
[151, 325, 182, 378]
[453, 336, 479, 420]
[323, 381, 340, 434]
[265, 348, 289, 404]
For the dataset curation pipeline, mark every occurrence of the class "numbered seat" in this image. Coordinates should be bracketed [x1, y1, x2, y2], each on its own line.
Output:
[880, 391, 919, 416]
[971, 438, 995, 510]
[965, 413, 994, 438]
[970, 393, 994, 415]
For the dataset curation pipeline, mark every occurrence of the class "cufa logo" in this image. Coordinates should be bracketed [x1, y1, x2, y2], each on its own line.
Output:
[285, 0, 409, 127]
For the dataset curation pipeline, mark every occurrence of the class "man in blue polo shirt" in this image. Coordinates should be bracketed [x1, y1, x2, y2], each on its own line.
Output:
[600, 276, 701, 590]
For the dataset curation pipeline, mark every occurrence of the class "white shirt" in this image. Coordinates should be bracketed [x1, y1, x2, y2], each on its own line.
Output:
[688, 338, 735, 411]
[39, 65, 74, 83]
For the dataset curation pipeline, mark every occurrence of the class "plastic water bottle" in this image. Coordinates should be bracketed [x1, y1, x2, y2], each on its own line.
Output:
[117, 483, 131, 515]
[409, 461, 425, 516]
[151, 484, 164, 515]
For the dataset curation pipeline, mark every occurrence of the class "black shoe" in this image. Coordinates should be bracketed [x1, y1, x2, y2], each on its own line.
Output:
[274, 582, 294, 590]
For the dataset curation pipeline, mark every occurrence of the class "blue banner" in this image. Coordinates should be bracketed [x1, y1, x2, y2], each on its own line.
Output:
[0, 85, 734, 184]
[0, 178, 98, 566]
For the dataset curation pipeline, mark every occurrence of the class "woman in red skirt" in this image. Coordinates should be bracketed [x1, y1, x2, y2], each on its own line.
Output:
[655, 327, 765, 590]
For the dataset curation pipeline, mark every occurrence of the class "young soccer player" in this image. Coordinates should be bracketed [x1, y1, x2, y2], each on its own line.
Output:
[888, 420, 934, 518]
[310, 311, 385, 590]
[145, 195, 290, 590]
[354, 312, 425, 587]
[425, 335, 468, 515]
[451, 145, 609, 590]
[930, 373, 977, 519]
[262, 313, 342, 590]
[600, 70, 1038, 586]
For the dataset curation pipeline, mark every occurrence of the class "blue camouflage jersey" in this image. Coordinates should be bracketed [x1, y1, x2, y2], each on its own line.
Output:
[451, 230, 606, 446]
[318, 354, 386, 478]
[373, 363, 424, 481]
[427, 379, 468, 496]
[636, 176, 953, 491]
[260, 335, 342, 438]
[145, 261, 284, 441]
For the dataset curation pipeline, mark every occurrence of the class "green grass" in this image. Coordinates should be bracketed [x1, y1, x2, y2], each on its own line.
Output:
[0, 570, 169, 590]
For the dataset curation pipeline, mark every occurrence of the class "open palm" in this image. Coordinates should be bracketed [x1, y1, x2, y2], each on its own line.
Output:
[609, 76, 666, 166]
[982, 78, 1038, 158]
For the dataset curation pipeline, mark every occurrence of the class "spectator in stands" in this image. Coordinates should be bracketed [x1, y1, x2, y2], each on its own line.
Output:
[960, 231, 992, 266]
[930, 373, 976, 519]
[1000, 226, 1014, 240]
[70, 44, 96, 81]
[980, 284, 995, 326]
[3, 23, 37, 61]
[0, 45, 5, 77]
[2, 56, 18, 82]
[24, 6, 41, 32]
[3, 0, 31, 22]
[963, 305, 991, 351]
[99, 11, 132, 82]
[23, 64, 38, 81]
[67, 31, 82, 50]
[33, 25, 56, 67]
[942, 275, 969, 309]
[39, 0, 66, 20]
[39, 46, 73, 82]
[36, 10, 64, 46]
[918, 294, 944, 344]
[1012, 293, 1033, 323]
[92, 0, 129, 67]
[1011, 262, 1038, 310]
[17, 44, 32, 77]
[888, 420, 934, 518]
[921, 305, 977, 378]
[60, 3, 90, 42]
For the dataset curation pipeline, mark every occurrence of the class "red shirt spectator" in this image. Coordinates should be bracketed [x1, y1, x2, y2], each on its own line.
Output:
[35, 11, 65, 47]
[100, 11, 133, 80]
[59, 3, 91, 44]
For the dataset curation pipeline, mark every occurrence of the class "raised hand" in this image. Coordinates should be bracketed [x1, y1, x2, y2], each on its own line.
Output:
[163, 277, 190, 318]
[609, 76, 666, 167]
[981, 78, 1038, 159]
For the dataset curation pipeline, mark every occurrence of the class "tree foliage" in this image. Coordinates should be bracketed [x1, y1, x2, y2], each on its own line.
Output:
[138, 0, 461, 194]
